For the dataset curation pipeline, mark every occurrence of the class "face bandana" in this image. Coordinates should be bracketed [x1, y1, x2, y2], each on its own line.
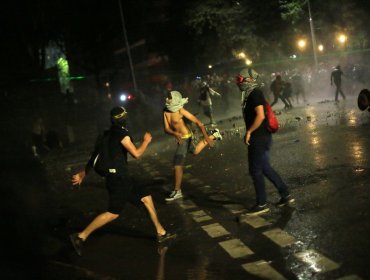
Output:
[165, 91, 189, 112]
[236, 68, 260, 103]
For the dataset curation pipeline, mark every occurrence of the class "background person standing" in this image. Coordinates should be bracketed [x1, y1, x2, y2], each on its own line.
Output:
[331, 65, 346, 102]
[198, 81, 222, 126]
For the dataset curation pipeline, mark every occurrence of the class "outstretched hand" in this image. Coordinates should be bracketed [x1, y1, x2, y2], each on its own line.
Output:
[72, 171, 86, 186]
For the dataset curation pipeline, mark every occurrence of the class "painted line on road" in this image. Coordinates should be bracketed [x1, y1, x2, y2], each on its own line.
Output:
[242, 260, 287, 280]
[223, 204, 246, 214]
[294, 249, 340, 273]
[262, 228, 297, 248]
[144, 167, 345, 278]
[219, 238, 254, 258]
[189, 210, 213, 223]
[239, 214, 272, 228]
[175, 199, 198, 210]
[201, 223, 230, 238]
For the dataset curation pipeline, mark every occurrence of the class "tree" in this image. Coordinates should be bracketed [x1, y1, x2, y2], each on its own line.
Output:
[183, 0, 292, 69]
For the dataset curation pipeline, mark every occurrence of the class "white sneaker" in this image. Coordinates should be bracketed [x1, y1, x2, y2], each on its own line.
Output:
[165, 190, 183, 201]
[210, 128, 223, 140]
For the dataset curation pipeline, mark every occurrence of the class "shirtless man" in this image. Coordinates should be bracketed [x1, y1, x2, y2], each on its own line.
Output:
[163, 90, 222, 201]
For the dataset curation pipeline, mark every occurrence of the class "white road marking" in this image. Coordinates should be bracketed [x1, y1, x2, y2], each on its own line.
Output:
[223, 204, 246, 214]
[242, 260, 287, 280]
[219, 238, 254, 258]
[240, 214, 272, 228]
[201, 223, 230, 238]
[294, 249, 340, 273]
[263, 228, 297, 247]
[176, 199, 197, 210]
[189, 210, 213, 223]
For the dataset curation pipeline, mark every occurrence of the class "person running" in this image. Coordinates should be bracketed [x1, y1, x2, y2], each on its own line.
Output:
[70, 106, 176, 256]
[331, 65, 346, 102]
[281, 82, 293, 109]
[163, 90, 222, 201]
[270, 74, 289, 108]
[236, 68, 294, 215]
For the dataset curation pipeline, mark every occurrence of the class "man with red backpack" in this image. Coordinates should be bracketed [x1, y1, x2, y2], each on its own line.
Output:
[236, 68, 294, 215]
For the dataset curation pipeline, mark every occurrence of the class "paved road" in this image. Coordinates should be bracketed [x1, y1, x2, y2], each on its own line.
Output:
[4, 95, 369, 279]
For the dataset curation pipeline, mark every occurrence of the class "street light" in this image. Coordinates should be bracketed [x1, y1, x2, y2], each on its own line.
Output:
[297, 39, 307, 50]
[245, 59, 252, 65]
[307, 0, 318, 72]
[318, 44, 324, 52]
[337, 33, 348, 44]
[238, 52, 246, 59]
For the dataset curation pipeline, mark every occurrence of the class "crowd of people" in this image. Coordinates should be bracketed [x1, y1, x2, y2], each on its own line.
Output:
[28, 59, 368, 257]
[68, 67, 298, 256]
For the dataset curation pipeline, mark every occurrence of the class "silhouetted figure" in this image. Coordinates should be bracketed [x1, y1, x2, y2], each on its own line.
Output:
[270, 75, 289, 108]
[331, 65, 346, 101]
[358, 89, 370, 112]
[291, 71, 306, 104]
[198, 81, 222, 125]
[31, 118, 49, 157]
[282, 82, 293, 109]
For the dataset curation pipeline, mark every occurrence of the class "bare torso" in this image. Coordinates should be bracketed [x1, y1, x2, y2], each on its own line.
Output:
[164, 110, 191, 137]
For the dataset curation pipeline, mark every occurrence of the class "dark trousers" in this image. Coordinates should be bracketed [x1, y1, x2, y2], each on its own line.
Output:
[248, 134, 289, 205]
[334, 83, 346, 101]
[270, 92, 289, 107]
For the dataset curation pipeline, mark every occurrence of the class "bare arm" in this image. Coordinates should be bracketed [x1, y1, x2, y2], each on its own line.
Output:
[245, 105, 265, 145]
[121, 133, 152, 159]
[180, 108, 213, 145]
[209, 87, 222, 97]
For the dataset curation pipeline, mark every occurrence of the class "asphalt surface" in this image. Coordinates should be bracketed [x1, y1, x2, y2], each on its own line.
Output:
[3, 94, 370, 279]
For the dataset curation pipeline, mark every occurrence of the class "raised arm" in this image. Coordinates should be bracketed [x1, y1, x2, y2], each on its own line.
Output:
[121, 133, 152, 159]
[209, 87, 222, 97]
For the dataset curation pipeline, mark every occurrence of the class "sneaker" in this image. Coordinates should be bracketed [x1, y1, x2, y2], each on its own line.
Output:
[70, 233, 84, 256]
[276, 195, 295, 207]
[157, 232, 177, 243]
[165, 190, 183, 201]
[245, 204, 270, 216]
[210, 128, 223, 141]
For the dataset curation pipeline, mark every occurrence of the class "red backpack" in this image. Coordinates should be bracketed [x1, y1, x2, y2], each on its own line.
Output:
[265, 100, 279, 133]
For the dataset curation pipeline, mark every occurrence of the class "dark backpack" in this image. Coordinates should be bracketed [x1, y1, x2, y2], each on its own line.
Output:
[199, 87, 208, 101]
[265, 100, 279, 133]
[91, 133, 113, 177]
